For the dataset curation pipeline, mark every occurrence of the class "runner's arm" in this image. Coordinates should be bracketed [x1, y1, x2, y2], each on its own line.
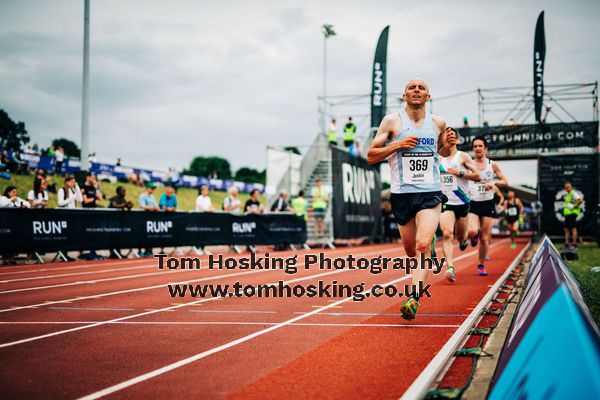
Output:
[491, 162, 509, 187]
[461, 153, 481, 181]
[367, 115, 417, 164]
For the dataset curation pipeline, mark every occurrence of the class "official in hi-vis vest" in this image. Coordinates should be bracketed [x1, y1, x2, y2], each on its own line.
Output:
[327, 119, 338, 146]
[343, 117, 357, 147]
[563, 181, 583, 250]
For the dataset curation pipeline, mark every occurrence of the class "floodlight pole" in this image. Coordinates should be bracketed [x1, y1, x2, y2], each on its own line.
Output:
[80, 0, 90, 171]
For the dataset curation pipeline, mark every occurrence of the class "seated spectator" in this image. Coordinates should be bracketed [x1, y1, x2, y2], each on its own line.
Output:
[28, 178, 49, 208]
[81, 173, 103, 208]
[159, 186, 178, 212]
[109, 186, 133, 210]
[222, 186, 242, 214]
[244, 189, 264, 214]
[0, 186, 30, 208]
[195, 185, 214, 212]
[271, 190, 292, 212]
[6, 149, 26, 173]
[57, 175, 83, 208]
[139, 182, 159, 211]
[128, 170, 142, 186]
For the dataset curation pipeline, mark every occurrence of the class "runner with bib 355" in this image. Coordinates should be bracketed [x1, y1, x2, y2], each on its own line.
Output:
[367, 78, 457, 320]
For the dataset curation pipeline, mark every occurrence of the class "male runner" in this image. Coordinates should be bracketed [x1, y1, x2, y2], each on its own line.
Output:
[503, 190, 523, 249]
[439, 131, 480, 283]
[467, 136, 508, 276]
[368, 78, 457, 320]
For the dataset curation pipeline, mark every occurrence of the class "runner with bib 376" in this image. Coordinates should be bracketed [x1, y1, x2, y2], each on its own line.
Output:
[439, 130, 480, 283]
[467, 136, 508, 276]
[367, 78, 457, 320]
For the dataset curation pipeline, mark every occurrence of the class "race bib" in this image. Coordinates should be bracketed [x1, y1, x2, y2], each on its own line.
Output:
[441, 173, 457, 191]
[402, 152, 434, 185]
[507, 207, 518, 216]
[472, 183, 488, 200]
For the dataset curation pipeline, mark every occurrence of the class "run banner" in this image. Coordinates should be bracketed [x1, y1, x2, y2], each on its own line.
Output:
[538, 153, 598, 237]
[331, 147, 381, 240]
[0, 209, 307, 253]
[489, 237, 600, 399]
[370, 26, 389, 135]
[533, 11, 546, 122]
[456, 121, 599, 152]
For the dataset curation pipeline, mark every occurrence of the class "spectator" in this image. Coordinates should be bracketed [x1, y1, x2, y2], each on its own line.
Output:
[327, 118, 338, 146]
[57, 175, 82, 208]
[27, 178, 49, 208]
[88, 152, 98, 163]
[46, 146, 56, 158]
[195, 185, 214, 212]
[222, 186, 241, 215]
[0, 186, 30, 208]
[311, 178, 329, 238]
[116, 158, 122, 167]
[343, 117, 357, 147]
[109, 186, 133, 210]
[271, 190, 292, 212]
[129, 170, 143, 186]
[159, 186, 178, 212]
[349, 139, 362, 158]
[32, 143, 41, 155]
[291, 190, 308, 220]
[168, 167, 180, 193]
[139, 182, 159, 211]
[6, 149, 26, 173]
[244, 189, 264, 214]
[55, 146, 64, 175]
[81, 173, 103, 208]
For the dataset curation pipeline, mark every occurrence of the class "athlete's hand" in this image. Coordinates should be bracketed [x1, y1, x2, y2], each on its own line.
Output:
[446, 168, 460, 176]
[445, 128, 458, 146]
[484, 182, 495, 190]
[396, 136, 419, 150]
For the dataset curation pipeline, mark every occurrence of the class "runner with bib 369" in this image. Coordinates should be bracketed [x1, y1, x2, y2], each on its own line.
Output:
[367, 78, 457, 320]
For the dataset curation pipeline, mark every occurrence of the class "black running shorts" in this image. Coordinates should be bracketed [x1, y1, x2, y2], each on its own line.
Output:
[469, 199, 496, 218]
[390, 191, 444, 226]
[442, 203, 470, 218]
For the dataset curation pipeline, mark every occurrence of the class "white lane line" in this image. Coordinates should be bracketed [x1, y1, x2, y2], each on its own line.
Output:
[294, 312, 469, 317]
[0, 247, 406, 349]
[76, 273, 415, 400]
[0, 245, 408, 314]
[188, 310, 277, 314]
[48, 307, 136, 311]
[0, 258, 150, 276]
[0, 321, 459, 328]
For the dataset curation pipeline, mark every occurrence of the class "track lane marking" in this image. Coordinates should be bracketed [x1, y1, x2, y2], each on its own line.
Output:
[0, 321, 460, 328]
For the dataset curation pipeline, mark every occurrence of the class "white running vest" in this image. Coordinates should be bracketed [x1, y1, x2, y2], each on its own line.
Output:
[440, 152, 471, 205]
[469, 159, 495, 202]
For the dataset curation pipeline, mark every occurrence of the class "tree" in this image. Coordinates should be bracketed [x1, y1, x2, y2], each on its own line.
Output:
[52, 138, 81, 158]
[283, 146, 301, 155]
[234, 167, 266, 184]
[185, 156, 232, 179]
[0, 109, 30, 150]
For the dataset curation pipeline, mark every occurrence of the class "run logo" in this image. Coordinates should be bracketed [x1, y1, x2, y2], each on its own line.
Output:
[232, 222, 256, 234]
[372, 62, 383, 107]
[32, 221, 67, 235]
[342, 163, 376, 204]
[146, 221, 173, 233]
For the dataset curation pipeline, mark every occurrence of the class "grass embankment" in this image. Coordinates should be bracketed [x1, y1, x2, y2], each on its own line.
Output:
[565, 243, 600, 326]
[2, 173, 263, 211]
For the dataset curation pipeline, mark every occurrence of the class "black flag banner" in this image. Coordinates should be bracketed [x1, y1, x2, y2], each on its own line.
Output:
[371, 26, 389, 135]
[534, 11, 546, 122]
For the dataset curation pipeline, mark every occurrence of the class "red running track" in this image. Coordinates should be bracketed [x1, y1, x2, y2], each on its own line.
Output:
[0, 238, 528, 399]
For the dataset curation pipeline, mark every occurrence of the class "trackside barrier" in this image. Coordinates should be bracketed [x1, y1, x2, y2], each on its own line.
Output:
[0, 209, 306, 254]
[488, 236, 600, 399]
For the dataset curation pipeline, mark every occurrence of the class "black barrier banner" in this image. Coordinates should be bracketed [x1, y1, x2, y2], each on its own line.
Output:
[0, 209, 307, 253]
[331, 147, 381, 239]
[456, 121, 599, 152]
[371, 26, 389, 134]
[533, 11, 546, 122]
[538, 153, 598, 236]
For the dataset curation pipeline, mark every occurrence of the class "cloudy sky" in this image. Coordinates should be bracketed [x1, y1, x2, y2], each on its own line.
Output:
[1, 0, 598, 185]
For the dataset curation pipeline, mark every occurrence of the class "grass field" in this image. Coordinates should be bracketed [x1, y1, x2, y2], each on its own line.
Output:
[566, 242, 600, 326]
[1, 172, 264, 211]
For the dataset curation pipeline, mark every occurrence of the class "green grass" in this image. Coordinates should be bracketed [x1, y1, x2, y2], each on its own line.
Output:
[565, 242, 600, 326]
[1, 173, 264, 211]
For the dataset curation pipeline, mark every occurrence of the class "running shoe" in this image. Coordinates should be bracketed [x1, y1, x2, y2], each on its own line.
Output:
[470, 229, 480, 247]
[510, 242, 516, 249]
[445, 266, 456, 283]
[459, 240, 469, 251]
[485, 256, 490, 261]
[400, 297, 419, 320]
[477, 264, 488, 276]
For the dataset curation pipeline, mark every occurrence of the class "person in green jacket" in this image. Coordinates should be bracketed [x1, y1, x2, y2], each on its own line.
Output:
[291, 191, 308, 221]
[311, 179, 328, 238]
[343, 117, 357, 147]
[327, 118, 338, 146]
[563, 181, 583, 250]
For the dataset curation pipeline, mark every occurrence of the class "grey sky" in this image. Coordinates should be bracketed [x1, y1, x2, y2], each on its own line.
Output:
[1, 0, 598, 186]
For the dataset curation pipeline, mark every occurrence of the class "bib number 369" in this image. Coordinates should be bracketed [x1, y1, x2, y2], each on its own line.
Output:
[402, 152, 434, 185]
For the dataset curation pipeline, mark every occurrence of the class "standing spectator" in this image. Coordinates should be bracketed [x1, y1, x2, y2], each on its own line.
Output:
[139, 182, 159, 211]
[88, 152, 98, 163]
[46, 146, 56, 158]
[116, 158, 122, 166]
[32, 143, 41, 155]
[291, 191, 308, 220]
[271, 191, 292, 212]
[167, 167, 180, 193]
[159, 186, 178, 212]
[244, 189, 264, 214]
[57, 175, 82, 208]
[81, 173, 103, 208]
[0, 186, 30, 208]
[55, 146, 64, 175]
[343, 117, 357, 147]
[27, 178, 49, 208]
[109, 186, 133, 210]
[195, 185, 214, 212]
[349, 139, 362, 158]
[222, 186, 241, 215]
[311, 178, 329, 238]
[327, 118, 338, 146]
[563, 180, 584, 250]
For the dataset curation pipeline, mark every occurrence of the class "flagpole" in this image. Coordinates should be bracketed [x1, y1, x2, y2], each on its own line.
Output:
[81, 0, 90, 171]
